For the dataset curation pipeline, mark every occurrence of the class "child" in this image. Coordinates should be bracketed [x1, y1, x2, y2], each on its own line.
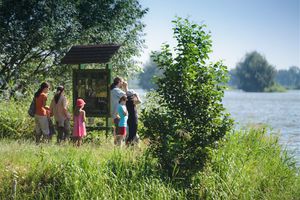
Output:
[73, 98, 86, 147]
[116, 96, 128, 146]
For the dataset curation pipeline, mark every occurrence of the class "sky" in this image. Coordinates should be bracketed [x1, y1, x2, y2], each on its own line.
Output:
[139, 0, 300, 70]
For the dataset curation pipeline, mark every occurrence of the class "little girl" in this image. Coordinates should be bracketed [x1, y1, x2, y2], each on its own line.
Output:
[116, 95, 128, 146]
[73, 98, 86, 147]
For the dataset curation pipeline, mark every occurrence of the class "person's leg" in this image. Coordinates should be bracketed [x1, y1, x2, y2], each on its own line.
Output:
[34, 116, 42, 144]
[131, 123, 138, 145]
[115, 135, 123, 146]
[56, 121, 64, 143]
[116, 127, 126, 146]
[39, 116, 50, 143]
[126, 121, 137, 145]
[113, 118, 120, 144]
[63, 119, 71, 142]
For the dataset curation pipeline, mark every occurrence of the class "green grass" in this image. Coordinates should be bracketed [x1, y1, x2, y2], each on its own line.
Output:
[1, 100, 299, 199]
[0, 140, 186, 199]
[193, 128, 300, 200]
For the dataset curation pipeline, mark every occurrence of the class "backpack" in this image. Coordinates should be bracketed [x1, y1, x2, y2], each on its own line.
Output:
[28, 98, 36, 117]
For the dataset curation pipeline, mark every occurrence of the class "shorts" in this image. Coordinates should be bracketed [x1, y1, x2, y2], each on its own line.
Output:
[113, 118, 120, 127]
[118, 127, 126, 136]
[34, 115, 50, 136]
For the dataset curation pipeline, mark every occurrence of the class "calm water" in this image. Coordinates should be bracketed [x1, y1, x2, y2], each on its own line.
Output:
[222, 90, 300, 165]
[136, 89, 300, 165]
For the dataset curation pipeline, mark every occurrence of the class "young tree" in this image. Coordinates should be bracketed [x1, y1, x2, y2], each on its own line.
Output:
[141, 18, 233, 183]
[0, 0, 147, 97]
[236, 51, 276, 92]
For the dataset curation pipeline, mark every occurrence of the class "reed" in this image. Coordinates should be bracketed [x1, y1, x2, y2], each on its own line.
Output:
[193, 128, 300, 200]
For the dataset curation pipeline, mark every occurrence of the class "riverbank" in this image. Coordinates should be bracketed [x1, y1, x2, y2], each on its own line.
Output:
[0, 128, 299, 199]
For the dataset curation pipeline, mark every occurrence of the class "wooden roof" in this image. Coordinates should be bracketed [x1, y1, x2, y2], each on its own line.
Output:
[61, 44, 120, 64]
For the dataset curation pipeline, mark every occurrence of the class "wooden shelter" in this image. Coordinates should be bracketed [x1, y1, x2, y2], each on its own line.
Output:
[61, 44, 121, 136]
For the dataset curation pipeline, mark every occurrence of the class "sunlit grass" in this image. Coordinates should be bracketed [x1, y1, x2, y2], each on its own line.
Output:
[0, 139, 186, 199]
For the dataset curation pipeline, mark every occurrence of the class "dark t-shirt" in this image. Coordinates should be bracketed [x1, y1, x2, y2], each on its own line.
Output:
[126, 95, 138, 124]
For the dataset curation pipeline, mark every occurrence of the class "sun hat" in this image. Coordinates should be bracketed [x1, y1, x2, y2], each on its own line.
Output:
[76, 98, 86, 107]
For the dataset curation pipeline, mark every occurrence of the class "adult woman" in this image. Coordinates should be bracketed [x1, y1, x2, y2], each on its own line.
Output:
[34, 82, 50, 143]
[50, 86, 71, 143]
[110, 77, 128, 141]
[126, 90, 142, 145]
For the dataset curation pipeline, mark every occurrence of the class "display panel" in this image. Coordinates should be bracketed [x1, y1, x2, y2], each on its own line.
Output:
[73, 69, 110, 117]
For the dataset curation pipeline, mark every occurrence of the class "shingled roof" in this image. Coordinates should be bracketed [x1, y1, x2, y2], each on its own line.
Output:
[61, 44, 120, 64]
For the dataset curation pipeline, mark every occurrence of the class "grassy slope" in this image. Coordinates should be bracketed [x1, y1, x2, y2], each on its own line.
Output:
[0, 140, 185, 200]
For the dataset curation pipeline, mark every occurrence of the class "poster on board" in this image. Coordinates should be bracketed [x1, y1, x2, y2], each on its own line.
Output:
[73, 69, 110, 117]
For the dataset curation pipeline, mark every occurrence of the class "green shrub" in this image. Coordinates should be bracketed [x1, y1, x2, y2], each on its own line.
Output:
[141, 17, 233, 182]
[264, 83, 287, 92]
[192, 128, 300, 200]
[0, 100, 35, 140]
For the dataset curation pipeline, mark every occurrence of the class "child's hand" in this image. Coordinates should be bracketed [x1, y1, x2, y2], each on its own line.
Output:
[66, 113, 71, 120]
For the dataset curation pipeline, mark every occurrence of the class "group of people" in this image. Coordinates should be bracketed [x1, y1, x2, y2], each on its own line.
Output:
[33, 82, 86, 146]
[110, 77, 141, 146]
[32, 76, 141, 147]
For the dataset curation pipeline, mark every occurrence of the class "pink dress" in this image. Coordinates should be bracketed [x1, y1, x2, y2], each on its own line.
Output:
[73, 112, 86, 138]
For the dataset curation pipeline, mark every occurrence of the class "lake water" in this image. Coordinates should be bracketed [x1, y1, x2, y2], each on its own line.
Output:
[135, 89, 300, 165]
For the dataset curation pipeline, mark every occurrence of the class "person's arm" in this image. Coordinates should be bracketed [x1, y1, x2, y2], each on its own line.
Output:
[42, 94, 50, 117]
[42, 94, 47, 108]
[115, 88, 126, 99]
[82, 110, 86, 122]
[49, 99, 54, 117]
[123, 81, 128, 93]
[123, 106, 128, 116]
[62, 96, 71, 119]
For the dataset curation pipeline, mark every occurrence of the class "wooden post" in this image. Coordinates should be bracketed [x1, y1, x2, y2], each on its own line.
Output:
[106, 63, 112, 138]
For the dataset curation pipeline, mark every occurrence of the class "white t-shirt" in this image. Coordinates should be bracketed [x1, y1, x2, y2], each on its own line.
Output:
[110, 87, 126, 119]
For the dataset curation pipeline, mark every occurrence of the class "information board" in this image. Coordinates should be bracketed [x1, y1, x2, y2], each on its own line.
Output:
[73, 69, 110, 117]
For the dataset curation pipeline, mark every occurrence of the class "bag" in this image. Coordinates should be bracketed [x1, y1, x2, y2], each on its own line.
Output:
[28, 98, 36, 117]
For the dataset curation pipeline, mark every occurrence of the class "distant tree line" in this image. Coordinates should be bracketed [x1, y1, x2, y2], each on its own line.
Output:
[228, 51, 300, 91]
[138, 51, 299, 92]
[275, 66, 300, 89]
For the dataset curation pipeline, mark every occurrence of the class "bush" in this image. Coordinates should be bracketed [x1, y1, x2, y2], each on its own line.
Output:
[264, 83, 287, 92]
[0, 99, 35, 140]
[193, 128, 300, 199]
[141, 17, 233, 183]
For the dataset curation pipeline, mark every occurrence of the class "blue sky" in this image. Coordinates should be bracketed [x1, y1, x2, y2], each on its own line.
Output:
[139, 0, 300, 69]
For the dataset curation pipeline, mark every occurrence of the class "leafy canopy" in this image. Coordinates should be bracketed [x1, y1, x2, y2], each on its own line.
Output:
[236, 51, 276, 92]
[0, 0, 147, 97]
[141, 17, 233, 183]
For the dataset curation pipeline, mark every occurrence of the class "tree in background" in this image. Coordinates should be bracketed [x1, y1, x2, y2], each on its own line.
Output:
[138, 58, 162, 90]
[0, 0, 147, 98]
[141, 17, 233, 183]
[276, 66, 300, 89]
[235, 51, 276, 92]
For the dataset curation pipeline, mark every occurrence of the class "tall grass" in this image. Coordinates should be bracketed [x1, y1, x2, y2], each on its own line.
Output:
[193, 128, 300, 200]
[0, 140, 186, 199]
[0, 100, 35, 139]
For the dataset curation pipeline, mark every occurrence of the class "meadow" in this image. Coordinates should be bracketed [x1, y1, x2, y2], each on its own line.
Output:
[0, 100, 299, 199]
